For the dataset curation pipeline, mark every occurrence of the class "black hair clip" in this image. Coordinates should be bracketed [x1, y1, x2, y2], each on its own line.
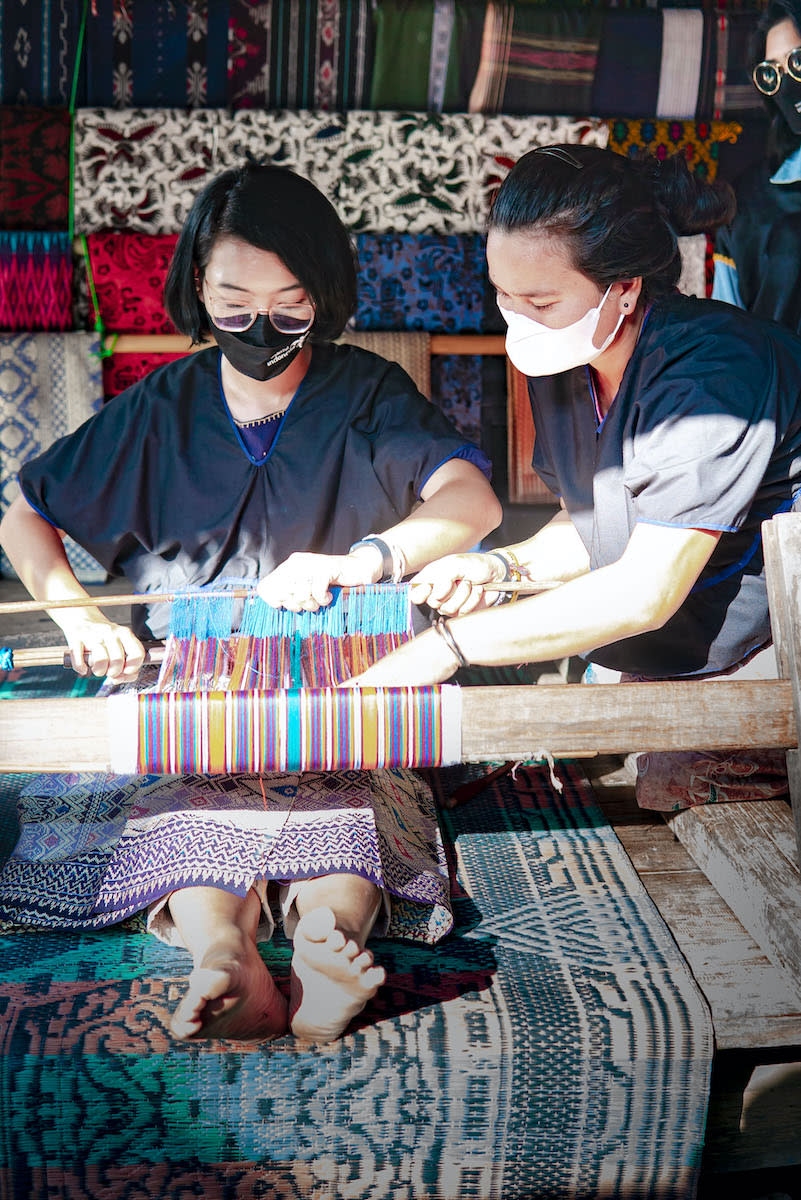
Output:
[534, 147, 584, 169]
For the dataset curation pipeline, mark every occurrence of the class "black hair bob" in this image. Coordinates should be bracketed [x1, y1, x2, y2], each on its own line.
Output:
[164, 163, 358, 344]
[488, 144, 735, 302]
[750, 0, 801, 168]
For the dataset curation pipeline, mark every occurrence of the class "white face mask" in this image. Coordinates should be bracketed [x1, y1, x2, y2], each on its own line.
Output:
[499, 284, 625, 377]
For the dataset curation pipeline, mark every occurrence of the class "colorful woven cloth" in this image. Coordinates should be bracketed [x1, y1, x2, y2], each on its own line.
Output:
[353, 233, 488, 333]
[0, 106, 70, 229]
[469, 2, 602, 116]
[0, 232, 73, 331]
[0, 0, 82, 106]
[0, 764, 453, 943]
[84, 233, 178, 334]
[227, 0, 374, 110]
[607, 118, 743, 182]
[370, 0, 484, 113]
[0, 333, 105, 580]
[83, 0, 228, 108]
[0, 742, 713, 1199]
[593, 10, 765, 121]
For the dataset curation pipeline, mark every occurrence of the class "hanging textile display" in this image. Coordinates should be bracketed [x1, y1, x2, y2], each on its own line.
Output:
[83, 0, 228, 108]
[592, 10, 765, 121]
[0, 106, 70, 230]
[0, 333, 105, 580]
[227, 0, 374, 111]
[0, 0, 82, 106]
[72, 108, 222, 235]
[72, 108, 608, 236]
[370, 0, 484, 113]
[0, 233, 73, 331]
[83, 233, 178, 334]
[353, 233, 488, 333]
[607, 118, 743, 182]
[72, 108, 349, 234]
[469, 3, 603, 117]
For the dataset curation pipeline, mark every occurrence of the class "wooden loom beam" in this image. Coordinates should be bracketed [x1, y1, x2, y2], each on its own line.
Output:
[0, 680, 794, 773]
[103, 334, 508, 356]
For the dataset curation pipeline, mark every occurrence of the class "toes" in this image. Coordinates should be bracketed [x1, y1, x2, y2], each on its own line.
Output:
[296, 906, 337, 943]
[362, 966, 386, 991]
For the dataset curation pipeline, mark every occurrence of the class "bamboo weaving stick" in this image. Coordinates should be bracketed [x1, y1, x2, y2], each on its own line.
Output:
[0, 579, 561, 617]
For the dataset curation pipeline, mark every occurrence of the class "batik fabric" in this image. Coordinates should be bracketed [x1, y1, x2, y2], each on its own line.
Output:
[103, 351, 188, 400]
[353, 233, 488, 333]
[227, 0, 374, 111]
[0, 233, 73, 331]
[0, 765, 453, 945]
[0, 333, 105, 580]
[0, 106, 70, 229]
[83, 234, 178, 334]
[83, 0, 228, 108]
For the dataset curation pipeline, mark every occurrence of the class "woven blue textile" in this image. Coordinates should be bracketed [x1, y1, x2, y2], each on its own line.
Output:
[0, 0, 82, 106]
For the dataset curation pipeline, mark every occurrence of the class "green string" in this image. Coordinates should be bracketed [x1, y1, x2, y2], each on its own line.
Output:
[80, 234, 115, 359]
[67, 0, 89, 243]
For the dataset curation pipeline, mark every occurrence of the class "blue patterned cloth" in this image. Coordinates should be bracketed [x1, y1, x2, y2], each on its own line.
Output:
[353, 233, 489, 333]
[0, 333, 105, 581]
[0, 0, 82, 106]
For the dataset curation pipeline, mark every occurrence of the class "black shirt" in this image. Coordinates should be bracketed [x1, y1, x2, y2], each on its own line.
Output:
[528, 293, 801, 677]
[20, 343, 489, 639]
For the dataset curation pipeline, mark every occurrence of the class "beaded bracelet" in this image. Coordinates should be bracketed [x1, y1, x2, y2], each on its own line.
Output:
[433, 617, 470, 669]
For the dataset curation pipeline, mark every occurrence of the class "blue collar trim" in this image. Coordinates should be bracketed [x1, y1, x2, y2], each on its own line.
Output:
[770, 144, 801, 184]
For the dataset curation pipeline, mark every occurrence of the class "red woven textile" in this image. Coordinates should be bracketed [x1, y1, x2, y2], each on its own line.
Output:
[0, 233, 73, 330]
[85, 233, 179, 334]
[0, 107, 70, 230]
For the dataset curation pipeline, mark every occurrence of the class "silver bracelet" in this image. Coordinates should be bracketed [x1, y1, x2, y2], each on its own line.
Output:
[433, 617, 470, 669]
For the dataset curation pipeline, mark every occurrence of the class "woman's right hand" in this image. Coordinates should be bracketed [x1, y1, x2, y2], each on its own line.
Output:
[408, 552, 507, 617]
[58, 613, 146, 683]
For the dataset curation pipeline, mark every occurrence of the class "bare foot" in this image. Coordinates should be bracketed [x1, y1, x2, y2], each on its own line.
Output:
[170, 935, 287, 1041]
[289, 906, 386, 1042]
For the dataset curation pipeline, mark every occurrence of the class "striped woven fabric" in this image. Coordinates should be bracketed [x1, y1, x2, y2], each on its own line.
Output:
[124, 686, 461, 774]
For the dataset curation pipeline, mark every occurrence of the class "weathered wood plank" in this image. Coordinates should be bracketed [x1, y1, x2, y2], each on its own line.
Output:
[763, 513, 801, 864]
[0, 681, 796, 771]
[668, 800, 801, 998]
[592, 784, 801, 1049]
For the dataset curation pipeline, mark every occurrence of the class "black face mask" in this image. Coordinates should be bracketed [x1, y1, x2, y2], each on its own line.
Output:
[211, 315, 310, 382]
[775, 75, 801, 136]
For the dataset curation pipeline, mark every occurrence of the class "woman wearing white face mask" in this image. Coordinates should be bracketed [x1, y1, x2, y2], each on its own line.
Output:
[351, 144, 801, 716]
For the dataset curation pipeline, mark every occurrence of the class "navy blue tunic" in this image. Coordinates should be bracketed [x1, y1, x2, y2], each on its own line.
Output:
[20, 342, 488, 640]
[528, 293, 801, 677]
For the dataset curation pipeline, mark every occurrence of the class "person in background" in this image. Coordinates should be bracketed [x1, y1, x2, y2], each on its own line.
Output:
[713, 0, 801, 331]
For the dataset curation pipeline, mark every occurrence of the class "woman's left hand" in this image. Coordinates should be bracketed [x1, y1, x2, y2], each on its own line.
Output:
[257, 551, 376, 612]
[343, 627, 458, 688]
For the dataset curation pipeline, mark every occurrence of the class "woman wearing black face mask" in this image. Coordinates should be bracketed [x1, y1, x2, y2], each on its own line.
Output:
[0, 164, 502, 1044]
[712, 0, 801, 331]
